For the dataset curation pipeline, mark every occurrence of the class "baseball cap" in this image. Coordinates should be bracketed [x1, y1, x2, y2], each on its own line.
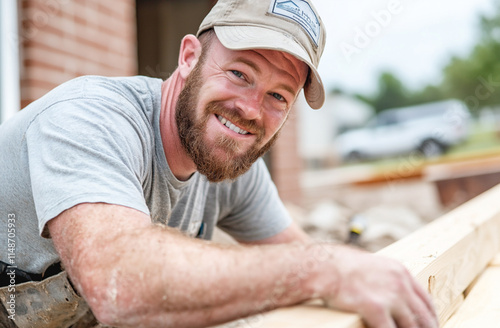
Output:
[197, 0, 326, 109]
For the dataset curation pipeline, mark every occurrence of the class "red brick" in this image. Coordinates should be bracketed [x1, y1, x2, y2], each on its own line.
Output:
[270, 109, 303, 204]
[20, 0, 137, 107]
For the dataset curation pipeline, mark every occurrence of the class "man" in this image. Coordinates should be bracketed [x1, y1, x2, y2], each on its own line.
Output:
[0, 0, 438, 327]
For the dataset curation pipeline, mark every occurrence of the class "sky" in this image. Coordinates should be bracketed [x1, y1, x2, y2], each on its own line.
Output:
[313, 0, 496, 96]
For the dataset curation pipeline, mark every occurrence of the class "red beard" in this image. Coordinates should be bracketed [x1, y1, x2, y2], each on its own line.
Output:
[175, 61, 281, 182]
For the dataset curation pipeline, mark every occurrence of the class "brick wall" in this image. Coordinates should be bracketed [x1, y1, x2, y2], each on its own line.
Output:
[20, 0, 137, 108]
[269, 107, 304, 205]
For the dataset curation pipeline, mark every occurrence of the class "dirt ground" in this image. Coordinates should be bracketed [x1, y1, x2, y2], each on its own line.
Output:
[288, 176, 447, 252]
[213, 175, 448, 252]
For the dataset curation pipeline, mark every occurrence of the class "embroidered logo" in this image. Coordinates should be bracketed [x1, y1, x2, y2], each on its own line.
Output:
[269, 0, 321, 46]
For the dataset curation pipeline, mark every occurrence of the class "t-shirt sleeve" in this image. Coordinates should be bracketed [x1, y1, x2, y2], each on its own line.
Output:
[216, 159, 292, 242]
[26, 97, 151, 238]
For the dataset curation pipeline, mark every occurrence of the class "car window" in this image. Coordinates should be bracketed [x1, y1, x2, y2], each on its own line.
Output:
[374, 112, 399, 127]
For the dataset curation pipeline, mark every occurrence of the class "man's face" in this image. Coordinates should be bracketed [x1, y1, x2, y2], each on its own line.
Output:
[175, 35, 308, 182]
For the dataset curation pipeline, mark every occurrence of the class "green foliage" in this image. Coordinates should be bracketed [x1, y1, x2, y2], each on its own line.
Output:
[480, 0, 500, 42]
[356, 0, 500, 114]
[442, 42, 500, 114]
[410, 84, 445, 105]
[356, 71, 446, 114]
[371, 72, 409, 112]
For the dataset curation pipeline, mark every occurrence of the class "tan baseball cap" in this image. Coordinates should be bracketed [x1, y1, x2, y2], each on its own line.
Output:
[197, 0, 326, 109]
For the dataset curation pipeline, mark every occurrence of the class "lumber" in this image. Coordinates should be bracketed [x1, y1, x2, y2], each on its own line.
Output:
[463, 269, 482, 298]
[378, 183, 500, 324]
[441, 266, 500, 328]
[462, 250, 499, 296]
[440, 294, 464, 326]
[218, 184, 500, 328]
[211, 304, 364, 328]
[489, 252, 500, 266]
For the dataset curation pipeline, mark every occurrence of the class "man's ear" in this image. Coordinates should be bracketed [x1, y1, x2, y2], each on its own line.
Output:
[178, 34, 202, 79]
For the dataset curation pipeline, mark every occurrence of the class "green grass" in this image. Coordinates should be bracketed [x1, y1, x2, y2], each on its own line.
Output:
[445, 124, 500, 158]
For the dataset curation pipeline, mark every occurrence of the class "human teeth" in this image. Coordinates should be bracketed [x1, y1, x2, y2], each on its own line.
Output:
[216, 115, 249, 135]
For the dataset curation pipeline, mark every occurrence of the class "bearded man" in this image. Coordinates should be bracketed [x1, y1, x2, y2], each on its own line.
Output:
[0, 0, 438, 327]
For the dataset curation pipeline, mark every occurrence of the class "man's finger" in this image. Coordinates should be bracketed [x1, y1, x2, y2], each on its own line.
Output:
[362, 306, 397, 328]
[395, 280, 439, 328]
[409, 276, 439, 325]
[393, 304, 419, 328]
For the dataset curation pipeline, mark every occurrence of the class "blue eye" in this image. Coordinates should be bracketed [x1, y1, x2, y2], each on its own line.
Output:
[272, 93, 285, 101]
[231, 70, 244, 79]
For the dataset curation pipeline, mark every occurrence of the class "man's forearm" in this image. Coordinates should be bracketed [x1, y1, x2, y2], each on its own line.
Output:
[51, 203, 437, 328]
[50, 203, 332, 327]
[68, 224, 333, 327]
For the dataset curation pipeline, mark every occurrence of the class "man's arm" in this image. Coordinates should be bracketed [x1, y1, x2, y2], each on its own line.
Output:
[48, 203, 438, 328]
[239, 221, 311, 245]
[48, 203, 317, 327]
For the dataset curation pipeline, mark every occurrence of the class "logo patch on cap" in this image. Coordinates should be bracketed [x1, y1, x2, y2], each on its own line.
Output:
[269, 0, 321, 47]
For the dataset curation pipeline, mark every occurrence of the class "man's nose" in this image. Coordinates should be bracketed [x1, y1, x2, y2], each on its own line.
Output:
[235, 91, 263, 121]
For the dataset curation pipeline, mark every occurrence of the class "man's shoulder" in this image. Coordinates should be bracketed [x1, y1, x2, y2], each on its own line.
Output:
[29, 75, 163, 125]
[20, 75, 162, 116]
[21, 75, 163, 147]
[58, 75, 162, 99]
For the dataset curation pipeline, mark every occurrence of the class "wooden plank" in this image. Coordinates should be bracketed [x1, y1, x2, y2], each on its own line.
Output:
[210, 302, 363, 328]
[425, 156, 500, 181]
[378, 184, 500, 324]
[220, 184, 500, 328]
[489, 252, 500, 266]
[440, 294, 465, 325]
[442, 266, 500, 328]
[210, 304, 361, 328]
[424, 156, 500, 208]
[462, 251, 500, 296]
[463, 269, 483, 298]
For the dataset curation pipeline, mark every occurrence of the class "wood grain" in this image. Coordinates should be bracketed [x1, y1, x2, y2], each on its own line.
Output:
[489, 252, 500, 267]
[209, 303, 363, 328]
[442, 266, 500, 328]
[378, 184, 500, 324]
[218, 185, 500, 327]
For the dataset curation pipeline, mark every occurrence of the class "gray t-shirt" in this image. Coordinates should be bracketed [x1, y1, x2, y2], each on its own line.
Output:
[0, 75, 291, 274]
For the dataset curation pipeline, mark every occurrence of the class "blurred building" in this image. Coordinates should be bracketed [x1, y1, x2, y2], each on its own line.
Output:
[0, 0, 303, 204]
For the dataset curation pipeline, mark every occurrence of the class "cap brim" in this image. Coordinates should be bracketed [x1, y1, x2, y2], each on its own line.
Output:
[213, 25, 325, 109]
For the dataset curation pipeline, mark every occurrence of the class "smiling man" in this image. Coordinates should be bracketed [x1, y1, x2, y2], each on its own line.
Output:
[171, 32, 309, 182]
[0, 0, 438, 328]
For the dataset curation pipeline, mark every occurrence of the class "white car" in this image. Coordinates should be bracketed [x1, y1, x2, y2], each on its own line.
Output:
[335, 99, 471, 162]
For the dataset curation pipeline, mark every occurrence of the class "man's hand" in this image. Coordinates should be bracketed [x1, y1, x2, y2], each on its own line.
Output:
[317, 245, 438, 328]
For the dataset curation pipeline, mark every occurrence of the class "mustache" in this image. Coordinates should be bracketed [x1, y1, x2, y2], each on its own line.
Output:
[205, 102, 265, 140]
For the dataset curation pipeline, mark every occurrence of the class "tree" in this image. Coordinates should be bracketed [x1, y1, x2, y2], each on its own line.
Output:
[355, 72, 410, 113]
[373, 72, 410, 112]
[441, 0, 500, 113]
[356, 0, 500, 115]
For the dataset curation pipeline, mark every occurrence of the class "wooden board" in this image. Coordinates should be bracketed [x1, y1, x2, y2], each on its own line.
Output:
[219, 184, 500, 328]
[424, 156, 500, 207]
[215, 305, 364, 328]
[440, 294, 465, 326]
[442, 266, 500, 328]
[378, 184, 500, 324]
[489, 252, 500, 267]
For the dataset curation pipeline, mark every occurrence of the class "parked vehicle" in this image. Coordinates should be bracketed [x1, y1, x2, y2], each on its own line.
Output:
[335, 99, 471, 162]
